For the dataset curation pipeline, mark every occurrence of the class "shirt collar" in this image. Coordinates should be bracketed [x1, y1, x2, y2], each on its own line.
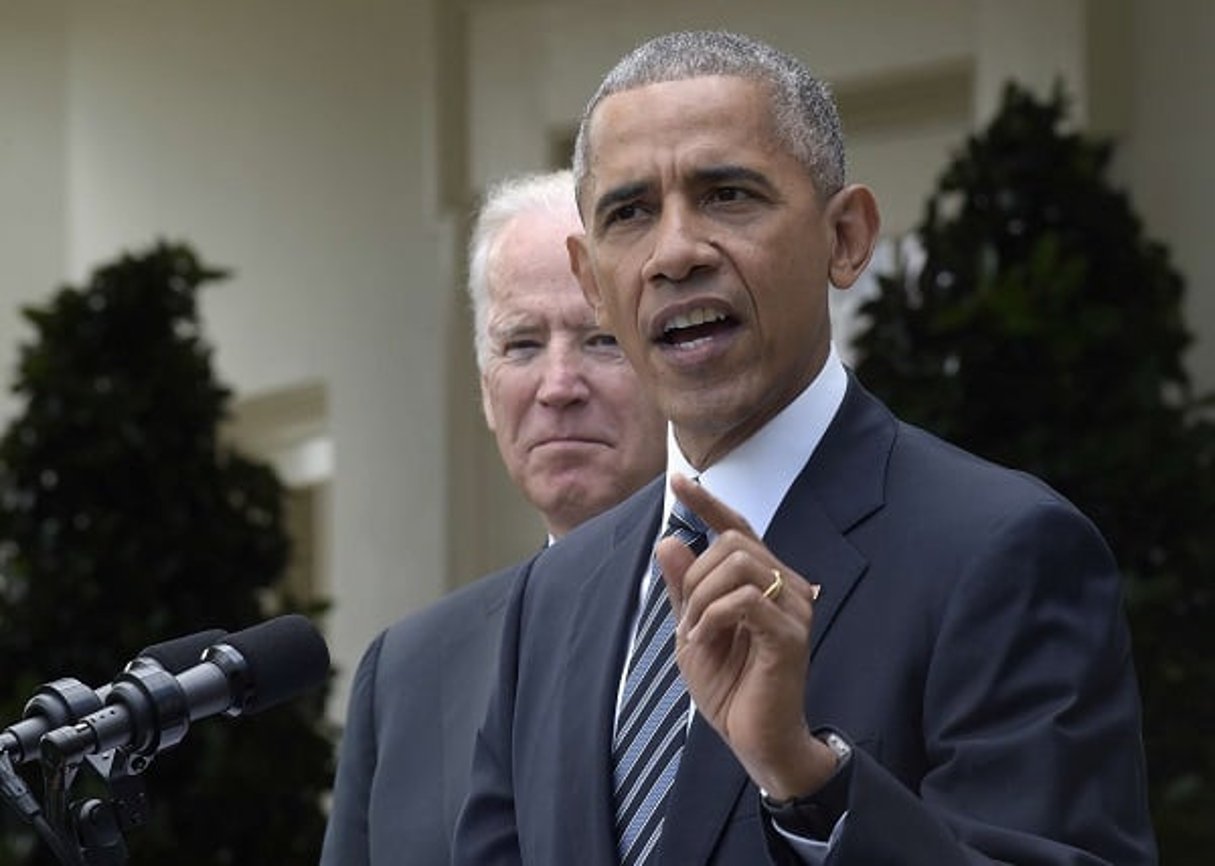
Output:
[665, 344, 848, 538]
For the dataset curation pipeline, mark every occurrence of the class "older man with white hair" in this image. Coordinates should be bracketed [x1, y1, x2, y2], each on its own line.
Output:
[320, 169, 666, 866]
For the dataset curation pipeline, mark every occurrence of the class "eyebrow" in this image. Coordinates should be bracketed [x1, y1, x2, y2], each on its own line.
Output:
[591, 180, 650, 225]
[591, 164, 778, 226]
[694, 163, 774, 191]
[489, 313, 600, 340]
[488, 313, 541, 337]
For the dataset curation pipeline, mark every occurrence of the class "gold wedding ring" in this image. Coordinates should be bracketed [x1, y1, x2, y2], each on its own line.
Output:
[762, 568, 784, 601]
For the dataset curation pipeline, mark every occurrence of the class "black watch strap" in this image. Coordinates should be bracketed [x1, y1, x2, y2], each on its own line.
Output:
[760, 728, 853, 841]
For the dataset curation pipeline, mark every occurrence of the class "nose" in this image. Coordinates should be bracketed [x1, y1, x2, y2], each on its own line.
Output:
[641, 200, 718, 284]
[536, 343, 590, 407]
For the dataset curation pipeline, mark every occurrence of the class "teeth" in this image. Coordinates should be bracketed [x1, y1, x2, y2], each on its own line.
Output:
[665, 307, 725, 332]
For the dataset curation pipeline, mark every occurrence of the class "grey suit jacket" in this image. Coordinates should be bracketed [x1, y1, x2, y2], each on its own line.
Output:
[454, 377, 1157, 865]
[320, 563, 525, 866]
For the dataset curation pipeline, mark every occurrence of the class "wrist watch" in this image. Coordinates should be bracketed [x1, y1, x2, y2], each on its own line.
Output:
[814, 730, 853, 766]
[760, 728, 853, 840]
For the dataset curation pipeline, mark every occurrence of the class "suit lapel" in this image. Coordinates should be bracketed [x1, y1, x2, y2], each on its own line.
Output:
[773, 376, 893, 656]
[659, 715, 748, 865]
[659, 378, 894, 864]
[439, 568, 518, 839]
[767, 490, 868, 658]
[657, 499, 862, 866]
[558, 481, 664, 862]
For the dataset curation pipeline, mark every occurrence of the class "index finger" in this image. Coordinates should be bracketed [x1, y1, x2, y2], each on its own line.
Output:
[670, 473, 759, 540]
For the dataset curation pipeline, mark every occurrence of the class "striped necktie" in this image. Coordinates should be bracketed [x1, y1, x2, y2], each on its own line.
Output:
[612, 498, 708, 865]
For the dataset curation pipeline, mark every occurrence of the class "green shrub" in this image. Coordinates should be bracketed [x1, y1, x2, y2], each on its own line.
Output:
[851, 82, 1215, 864]
[0, 242, 334, 865]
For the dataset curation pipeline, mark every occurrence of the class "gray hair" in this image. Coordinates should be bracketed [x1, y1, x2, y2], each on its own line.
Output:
[467, 169, 578, 371]
[572, 30, 845, 206]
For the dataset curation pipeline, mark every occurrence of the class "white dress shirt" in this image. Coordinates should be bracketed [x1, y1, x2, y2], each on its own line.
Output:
[616, 346, 850, 862]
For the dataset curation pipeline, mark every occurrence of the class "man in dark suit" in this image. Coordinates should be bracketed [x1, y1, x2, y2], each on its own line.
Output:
[453, 31, 1157, 865]
[319, 170, 667, 866]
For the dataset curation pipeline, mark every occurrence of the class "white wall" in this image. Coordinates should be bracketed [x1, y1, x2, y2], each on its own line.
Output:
[0, 2, 69, 417]
[972, 0, 1088, 125]
[467, 0, 1214, 394]
[2, 0, 1212, 727]
[1121, 0, 1215, 391]
[459, 0, 1215, 579]
[3, 0, 451, 713]
[468, 0, 975, 190]
[462, 0, 983, 565]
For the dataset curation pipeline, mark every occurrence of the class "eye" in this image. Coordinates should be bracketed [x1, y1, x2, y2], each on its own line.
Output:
[603, 202, 646, 228]
[586, 332, 623, 357]
[501, 338, 542, 361]
[707, 186, 753, 205]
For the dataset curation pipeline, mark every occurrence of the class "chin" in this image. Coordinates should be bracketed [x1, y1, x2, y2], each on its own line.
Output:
[543, 484, 615, 525]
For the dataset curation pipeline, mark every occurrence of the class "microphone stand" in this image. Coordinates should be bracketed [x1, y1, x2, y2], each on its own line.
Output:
[0, 747, 83, 866]
[38, 736, 154, 866]
[1, 677, 123, 863]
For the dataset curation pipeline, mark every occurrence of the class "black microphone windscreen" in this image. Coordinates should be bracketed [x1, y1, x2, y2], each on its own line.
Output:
[137, 629, 228, 673]
[222, 614, 329, 714]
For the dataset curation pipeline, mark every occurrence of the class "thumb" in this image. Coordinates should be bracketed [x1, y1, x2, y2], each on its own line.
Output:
[655, 535, 698, 619]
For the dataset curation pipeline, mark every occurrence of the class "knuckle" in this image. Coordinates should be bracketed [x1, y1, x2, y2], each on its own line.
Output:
[724, 547, 750, 567]
[716, 528, 741, 547]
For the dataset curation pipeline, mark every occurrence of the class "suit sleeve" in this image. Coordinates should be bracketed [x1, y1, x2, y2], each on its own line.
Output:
[773, 500, 1157, 865]
[319, 630, 386, 866]
[451, 567, 528, 865]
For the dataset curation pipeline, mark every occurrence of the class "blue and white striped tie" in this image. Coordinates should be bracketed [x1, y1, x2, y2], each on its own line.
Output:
[612, 498, 708, 866]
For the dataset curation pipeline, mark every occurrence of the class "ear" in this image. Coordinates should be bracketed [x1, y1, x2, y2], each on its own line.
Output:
[479, 372, 497, 431]
[567, 232, 604, 323]
[825, 184, 881, 290]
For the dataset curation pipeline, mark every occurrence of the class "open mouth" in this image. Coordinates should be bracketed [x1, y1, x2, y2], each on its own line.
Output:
[659, 306, 737, 347]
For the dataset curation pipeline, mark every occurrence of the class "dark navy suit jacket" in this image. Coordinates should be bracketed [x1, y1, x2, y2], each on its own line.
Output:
[320, 563, 525, 866]
[454, 378, 1157, 865]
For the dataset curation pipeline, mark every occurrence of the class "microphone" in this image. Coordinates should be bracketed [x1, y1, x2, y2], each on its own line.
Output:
[39, 615, 329, 768]
[0, 629, 226, 766]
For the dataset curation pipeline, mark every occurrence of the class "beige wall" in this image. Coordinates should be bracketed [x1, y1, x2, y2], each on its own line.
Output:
[0, 2, 68, 415]
[462, 0, 984, 566]
[1, 0, 1212, 723]
[1, 0, 453, 715]
[460, 0, 1215, 576]
[467, 0, 976, 192]
[1120, 0, 1215, 389]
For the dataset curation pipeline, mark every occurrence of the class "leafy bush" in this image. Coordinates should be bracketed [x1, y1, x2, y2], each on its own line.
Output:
[0, 242, 334, 865]
[851, 82, 1215, 864]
